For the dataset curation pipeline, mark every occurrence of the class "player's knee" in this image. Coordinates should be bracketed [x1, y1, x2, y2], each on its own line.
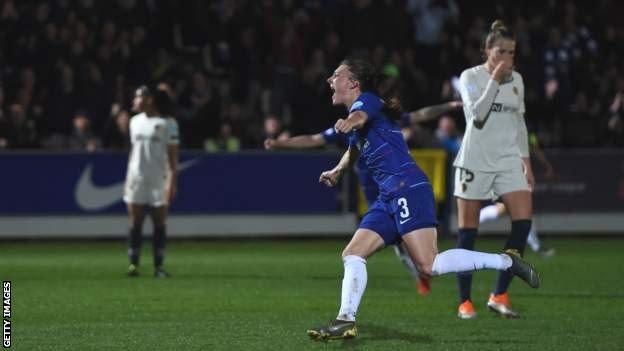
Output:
[341, 248, 352, 259]
[341, 248, 365, 259]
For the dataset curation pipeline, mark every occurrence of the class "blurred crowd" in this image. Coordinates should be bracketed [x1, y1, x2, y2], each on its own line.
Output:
[0, 0, 623, 151]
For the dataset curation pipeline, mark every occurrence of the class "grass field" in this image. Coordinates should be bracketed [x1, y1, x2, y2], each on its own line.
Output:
[2, 237, 623, 350]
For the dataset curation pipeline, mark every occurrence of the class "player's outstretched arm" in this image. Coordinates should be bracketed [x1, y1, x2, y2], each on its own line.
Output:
[408, 101, 462, 124]
[264, 134, 326, 150]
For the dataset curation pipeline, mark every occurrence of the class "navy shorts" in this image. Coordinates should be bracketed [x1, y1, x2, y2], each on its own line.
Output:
[359, 183, 438, 246]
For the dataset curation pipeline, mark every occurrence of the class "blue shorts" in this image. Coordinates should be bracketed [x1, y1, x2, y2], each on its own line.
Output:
[359, 183, 438, 246]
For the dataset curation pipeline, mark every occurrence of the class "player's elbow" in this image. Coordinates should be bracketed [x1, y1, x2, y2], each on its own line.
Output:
[469, 107, 487, 122]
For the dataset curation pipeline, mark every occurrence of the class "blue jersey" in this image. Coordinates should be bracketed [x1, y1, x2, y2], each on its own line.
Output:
[322, 127, 379, 204]
[347, 92, 429, 200]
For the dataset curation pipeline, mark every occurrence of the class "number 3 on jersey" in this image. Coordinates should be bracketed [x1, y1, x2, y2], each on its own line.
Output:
[398, 197, 410, 218]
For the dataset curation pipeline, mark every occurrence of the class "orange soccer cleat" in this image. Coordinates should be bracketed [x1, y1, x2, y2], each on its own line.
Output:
[457, 300, 477, 319]
[417, 276, 431, 296]
[487, 292, 519, 318]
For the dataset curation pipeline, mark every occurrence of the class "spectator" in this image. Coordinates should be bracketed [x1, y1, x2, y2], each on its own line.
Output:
[204, 123, 241, 153]
[260, 114, 289, 148]
[0, 1, 618, 149]
[435, 115, 461, 155]
[102, 107, 130, 150]
[67, 111, 100, 151]
[6, 104, 38, 148]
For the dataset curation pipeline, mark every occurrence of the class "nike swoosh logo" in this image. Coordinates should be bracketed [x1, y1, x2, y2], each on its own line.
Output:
[399, 218, 411, 225]
[75, 158, 200, 211]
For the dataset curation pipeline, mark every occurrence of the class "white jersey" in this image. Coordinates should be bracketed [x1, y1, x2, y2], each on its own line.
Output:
[126, 112, 179, 182]
[454, 65, 529, 172]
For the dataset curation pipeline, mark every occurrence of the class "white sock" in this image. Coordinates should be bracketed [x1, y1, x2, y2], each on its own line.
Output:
[393, 244, 419, 279]
[527, 222, 540, 252]
[337, 255, 367, 322]
[431, 249, 512, 276]
[479, 205, 500, 223]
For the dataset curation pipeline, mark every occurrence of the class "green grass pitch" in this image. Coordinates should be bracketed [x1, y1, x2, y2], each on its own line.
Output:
[2, 237, 623, 350]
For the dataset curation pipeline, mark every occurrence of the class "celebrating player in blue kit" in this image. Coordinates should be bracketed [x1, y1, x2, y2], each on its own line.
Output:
[306, 57, 540, 342]
[265, 102, 461, 295]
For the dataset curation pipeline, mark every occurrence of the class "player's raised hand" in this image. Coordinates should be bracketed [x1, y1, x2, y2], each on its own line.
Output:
[319, 168, 342, 187]
[334, 119, 353, 134]
[492, 61, 513, 83]
[264, 138, 277, 150]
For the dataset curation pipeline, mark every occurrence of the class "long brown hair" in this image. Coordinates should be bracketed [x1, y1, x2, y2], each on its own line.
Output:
[340, 57, 403, 121]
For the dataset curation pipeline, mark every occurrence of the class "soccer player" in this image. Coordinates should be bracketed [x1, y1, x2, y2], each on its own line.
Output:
[265, 102, 461, 295]
[124, 85, 179, 278]
[453, 20, 535, 319]
[307, 57, 539, 341]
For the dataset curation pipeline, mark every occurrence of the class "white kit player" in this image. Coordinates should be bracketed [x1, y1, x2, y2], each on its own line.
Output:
[124, 85, 179, 278]
[453, 20, 535, 319]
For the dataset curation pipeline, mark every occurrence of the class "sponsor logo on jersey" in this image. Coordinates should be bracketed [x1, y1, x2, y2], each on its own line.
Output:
[135, 134, 161, 142]
[474, 103, 519, 129]
[490, 103, 519, 113]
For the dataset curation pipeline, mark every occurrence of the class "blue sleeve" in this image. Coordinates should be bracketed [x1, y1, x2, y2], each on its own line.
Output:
[349, 92, 383, 122]
[347, 132, 358, 147]
[400, 112, 411, 127]
[321, 127, 339, 144]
